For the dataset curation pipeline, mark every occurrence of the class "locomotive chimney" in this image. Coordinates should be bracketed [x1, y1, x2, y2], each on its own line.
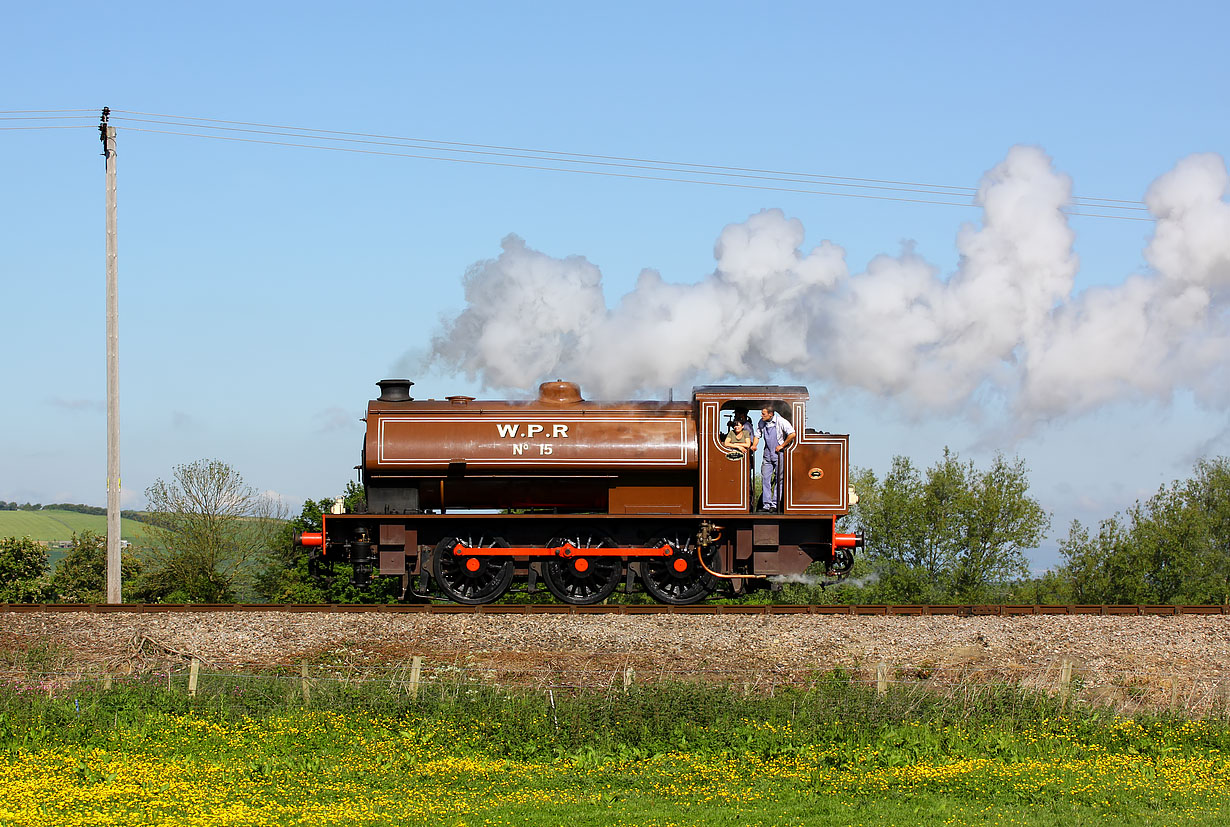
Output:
[377, 379, 414, 402]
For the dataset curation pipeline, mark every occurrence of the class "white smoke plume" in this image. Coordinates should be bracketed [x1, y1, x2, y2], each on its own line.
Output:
[429, 147, 1230, 424]
[768, 572, 881, 589]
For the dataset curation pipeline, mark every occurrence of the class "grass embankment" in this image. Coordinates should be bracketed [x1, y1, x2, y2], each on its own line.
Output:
[1, 668, 1228, 826]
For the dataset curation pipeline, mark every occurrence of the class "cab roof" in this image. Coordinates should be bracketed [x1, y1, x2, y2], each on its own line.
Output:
[692, 384, 809, 398]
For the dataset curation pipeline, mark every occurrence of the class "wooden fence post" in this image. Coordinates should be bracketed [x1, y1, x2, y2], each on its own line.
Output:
[1059, 659, 1073, 707]
[876, 662, 889, 697]
[188, 658, 200, 698]
[300, 663, 311, 705]
[409, 656, 423, 700]
[623, 666, 634, 693]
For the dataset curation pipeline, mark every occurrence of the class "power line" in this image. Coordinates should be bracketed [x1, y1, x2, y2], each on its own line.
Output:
[112, 116, 986, 201]
[108, 108, 1148, 212]
[0, 125, 95, 131]
[117, 127, 1027, 210]
[118, 124, 1154, 221]
[2, 108, 1155, 219]
[0, 115, 97, 121]
[112, 108, 981, 193]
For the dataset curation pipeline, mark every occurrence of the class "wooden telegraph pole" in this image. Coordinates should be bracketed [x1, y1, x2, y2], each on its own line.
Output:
[101, 108, 121, 604]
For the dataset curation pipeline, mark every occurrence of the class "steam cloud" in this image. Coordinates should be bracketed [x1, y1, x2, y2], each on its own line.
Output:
[429, 147, 1230, 424]
[768, 572, 881, 589]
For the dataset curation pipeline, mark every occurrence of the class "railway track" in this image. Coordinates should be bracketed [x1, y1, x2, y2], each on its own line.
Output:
[3, 603, 1229, 616]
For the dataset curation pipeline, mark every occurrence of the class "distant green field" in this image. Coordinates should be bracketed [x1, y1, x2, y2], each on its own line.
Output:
[0, 510, 150, 544]
[0, 510, 153, 570]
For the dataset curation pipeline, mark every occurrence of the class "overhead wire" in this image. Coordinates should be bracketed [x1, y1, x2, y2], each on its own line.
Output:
[7, 108, 1155, 220]
[117, 124, 1154, 221]
[111, 108, 980, 193]
[121, 125, 995, 209]
[0, 125, 96, 130]
[0, 113, 97, 131]
[108, 109, 1150, 214]
[108, 108, 1151, 211]
[0, 115, 98, 121]
[113, 116, 986, 201]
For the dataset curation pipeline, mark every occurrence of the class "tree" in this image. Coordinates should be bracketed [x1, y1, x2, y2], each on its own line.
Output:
[0, 536, 51, 602]
[948, 453, 1050, 599]
[849, 449, 1049, 602]
[253, 481, 401, 603]
[141, 459, 287, 603]
[47, 531, 143, 603]
[1061, 457, 1230, 604]
[845, 459, 949, 603]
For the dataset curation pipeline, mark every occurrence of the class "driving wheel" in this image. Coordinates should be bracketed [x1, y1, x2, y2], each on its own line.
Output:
[433, 536, 514, 605]
[542, 536, 622, 605]
[640, 536, 719, 605]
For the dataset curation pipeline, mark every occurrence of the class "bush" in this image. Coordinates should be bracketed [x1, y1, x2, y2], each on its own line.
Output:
[47, 531, 143, 602]
[0, 536, 50, 602]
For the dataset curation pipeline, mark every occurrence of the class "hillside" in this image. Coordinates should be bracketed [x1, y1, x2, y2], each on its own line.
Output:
[0, 510, 151, 544]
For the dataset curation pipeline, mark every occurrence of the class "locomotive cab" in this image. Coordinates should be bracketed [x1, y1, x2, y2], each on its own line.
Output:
[693, 385, 848, 516]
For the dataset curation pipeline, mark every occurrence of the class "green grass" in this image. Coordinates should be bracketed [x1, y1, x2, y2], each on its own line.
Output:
[1, 667, 1228, 825]
[0, 510, 149, 544]
[0, 510, 152, 572]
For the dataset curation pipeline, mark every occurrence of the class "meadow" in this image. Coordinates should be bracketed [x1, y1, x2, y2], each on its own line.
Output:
[0, 510, 150, 571]
[0, 510, 149, 544]
[1, 665, 1228, 826]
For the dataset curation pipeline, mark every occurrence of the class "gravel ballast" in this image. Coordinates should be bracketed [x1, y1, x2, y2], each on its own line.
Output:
[4, 612, 1229, 703]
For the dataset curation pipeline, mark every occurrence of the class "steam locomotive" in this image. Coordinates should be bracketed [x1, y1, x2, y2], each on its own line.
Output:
[295, 379, 861, 605]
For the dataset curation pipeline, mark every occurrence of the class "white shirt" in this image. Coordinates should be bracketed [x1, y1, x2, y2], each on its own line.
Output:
[756, 412, 795, 453]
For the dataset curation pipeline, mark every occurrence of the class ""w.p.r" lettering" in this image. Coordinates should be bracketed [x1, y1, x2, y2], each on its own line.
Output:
[495, 423, 570, 439]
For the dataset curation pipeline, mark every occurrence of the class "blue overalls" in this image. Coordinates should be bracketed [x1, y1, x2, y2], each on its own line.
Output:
[760, 419, 784, 510]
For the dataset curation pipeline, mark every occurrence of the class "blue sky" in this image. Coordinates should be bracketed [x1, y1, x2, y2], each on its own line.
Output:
[3, 1, 1228, 569]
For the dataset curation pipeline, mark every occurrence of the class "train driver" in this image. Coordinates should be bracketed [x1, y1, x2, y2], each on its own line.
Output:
[754, 404, 795, 512]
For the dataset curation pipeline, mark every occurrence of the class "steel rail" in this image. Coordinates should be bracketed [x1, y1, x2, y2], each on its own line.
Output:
[2, 603, 1228, 616]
